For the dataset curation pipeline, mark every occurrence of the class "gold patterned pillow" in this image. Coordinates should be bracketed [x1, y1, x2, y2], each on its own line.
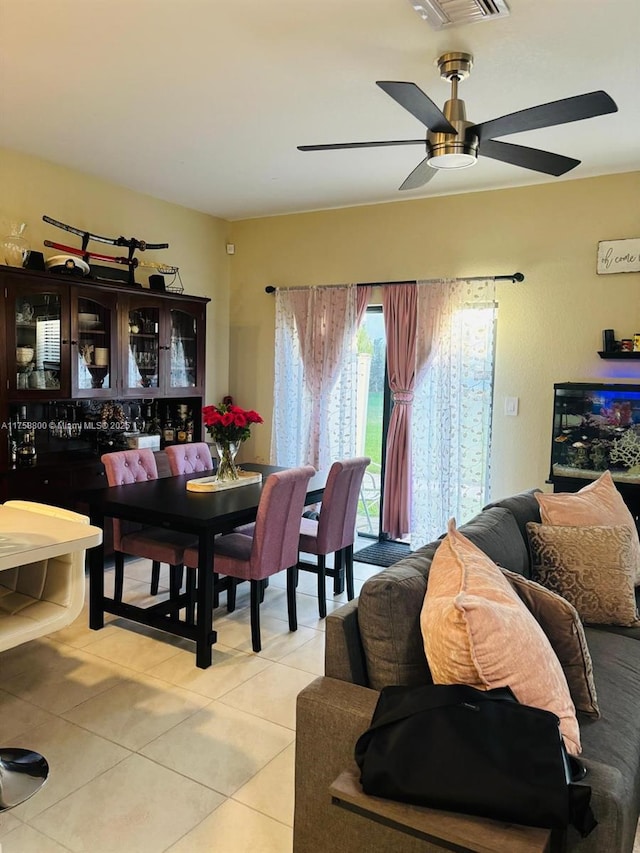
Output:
[535, 472, 640, 585]
[527, 523, 640, 627]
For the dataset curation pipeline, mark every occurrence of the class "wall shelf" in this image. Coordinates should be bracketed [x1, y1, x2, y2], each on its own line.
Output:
[597, 351, 640, 360]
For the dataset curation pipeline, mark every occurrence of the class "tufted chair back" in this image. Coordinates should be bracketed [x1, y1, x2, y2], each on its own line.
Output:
[101, 449, 159, 549]
[165, 443, 213, 476]
[102, 448, 158, 485]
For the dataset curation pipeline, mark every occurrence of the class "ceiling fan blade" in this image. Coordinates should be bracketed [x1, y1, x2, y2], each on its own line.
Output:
[479, 139, 580, 176]
[472, 91, 617, 141]
[376, 81, 456, 135]
[298, 139, 425, 151]
[399, 157, 438, 191]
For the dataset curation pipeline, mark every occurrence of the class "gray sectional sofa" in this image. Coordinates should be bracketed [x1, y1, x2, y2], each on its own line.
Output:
[294, 490, 640, 853]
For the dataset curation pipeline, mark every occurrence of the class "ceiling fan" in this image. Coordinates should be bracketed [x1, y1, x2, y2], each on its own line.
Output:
[298, 52, 618, 190]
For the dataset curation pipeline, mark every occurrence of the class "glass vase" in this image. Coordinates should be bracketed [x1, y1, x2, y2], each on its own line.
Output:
[215, 440, 240, 481]
[2, 222, 30, 267]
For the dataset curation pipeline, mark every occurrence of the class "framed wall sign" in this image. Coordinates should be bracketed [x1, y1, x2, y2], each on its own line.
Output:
[597, 238, 640, 275]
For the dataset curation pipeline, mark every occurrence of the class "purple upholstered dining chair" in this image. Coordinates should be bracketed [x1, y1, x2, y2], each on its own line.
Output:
[164, 442, 213, 606]
[165, 443, 213, 476]
[184, 465, 315, 652]
[101, 449, 197, 615]
[298, 457, 370, 618]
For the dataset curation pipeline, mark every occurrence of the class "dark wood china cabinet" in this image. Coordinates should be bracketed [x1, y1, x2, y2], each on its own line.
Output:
[0, 263, 210, 509]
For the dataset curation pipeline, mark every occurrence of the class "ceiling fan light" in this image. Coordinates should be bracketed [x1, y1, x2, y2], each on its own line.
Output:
[428, 151, 477, 169]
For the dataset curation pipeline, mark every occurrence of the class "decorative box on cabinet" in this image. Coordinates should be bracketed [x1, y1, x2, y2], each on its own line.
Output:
[548, 381, 640, 520]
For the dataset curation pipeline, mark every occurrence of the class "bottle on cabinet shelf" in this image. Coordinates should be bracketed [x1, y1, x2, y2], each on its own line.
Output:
[176, 417, 188, 444]
[141, 403, 151, 434]
[148, 402, 162, 437]
[175, 403, 188, 443]
[162, 407, 175, 444]
[17, 430, 37, 467]
[7, 421, 17, 465]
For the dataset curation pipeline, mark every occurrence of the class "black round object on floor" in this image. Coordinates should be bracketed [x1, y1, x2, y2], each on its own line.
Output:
[0, 748, 49, 810]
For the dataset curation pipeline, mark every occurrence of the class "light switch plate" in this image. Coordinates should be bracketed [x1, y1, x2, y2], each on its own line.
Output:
[504, 396, 519, 416]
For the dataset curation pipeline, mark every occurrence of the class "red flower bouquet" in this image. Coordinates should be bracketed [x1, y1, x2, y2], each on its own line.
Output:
[202, 401, 263, 480]
[202, 402, 263, 445]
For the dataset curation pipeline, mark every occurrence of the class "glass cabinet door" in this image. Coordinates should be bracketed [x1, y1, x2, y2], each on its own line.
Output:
[14, 288, 66, 395]
[127, 306, 160, 393]
[73, 293, 117, 397]
[169, 308, 199, 390]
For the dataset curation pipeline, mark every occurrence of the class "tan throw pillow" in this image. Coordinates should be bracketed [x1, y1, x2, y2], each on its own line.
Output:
[527, 523, 640, 627]
[421, 519, 581, 755]
[536, 471, 640, 585]
[501, 568, 599, 718]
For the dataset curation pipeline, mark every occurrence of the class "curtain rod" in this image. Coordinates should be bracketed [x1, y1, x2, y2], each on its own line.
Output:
[264, 272, 524, 294]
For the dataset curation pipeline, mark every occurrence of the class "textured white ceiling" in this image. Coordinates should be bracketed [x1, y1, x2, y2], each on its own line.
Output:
[1, 0, 638, 220]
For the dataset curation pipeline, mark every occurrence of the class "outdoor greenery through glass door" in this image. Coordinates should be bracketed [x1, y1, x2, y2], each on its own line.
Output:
[356, 307, 389, 539]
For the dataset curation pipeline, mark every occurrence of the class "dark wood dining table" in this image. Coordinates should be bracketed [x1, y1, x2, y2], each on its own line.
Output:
[83, 463, 326, 668]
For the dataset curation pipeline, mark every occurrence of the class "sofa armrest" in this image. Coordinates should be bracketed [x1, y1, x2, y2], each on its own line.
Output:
[295, 677, 454, 853]
[294, 677, 386, 853]
[329, 770, 553, 853]
[325, 600, 368, 686]
[570, 759, 631, 853]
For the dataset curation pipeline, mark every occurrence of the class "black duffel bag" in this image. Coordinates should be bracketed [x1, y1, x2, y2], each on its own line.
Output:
[354, 683, 596, 836]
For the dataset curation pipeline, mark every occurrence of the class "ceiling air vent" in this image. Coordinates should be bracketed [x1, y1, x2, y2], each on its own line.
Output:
[407, 0, 510, 29]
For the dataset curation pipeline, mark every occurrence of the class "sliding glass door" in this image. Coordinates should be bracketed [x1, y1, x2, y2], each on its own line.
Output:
[356, 307, 391, 539]
[357, 292, 495, 546]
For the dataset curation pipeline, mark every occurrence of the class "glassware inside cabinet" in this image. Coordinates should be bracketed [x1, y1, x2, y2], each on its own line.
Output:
[15, 292, 61, 391]
[3, 222, 30, 267]
[169, 309, 198, 388]
[128, 307, 159, 389]
[77, 297, 112, 390]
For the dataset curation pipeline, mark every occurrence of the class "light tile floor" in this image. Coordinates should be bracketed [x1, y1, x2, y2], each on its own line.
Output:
[4, 549, 639, 853]
[0, 549, 381, 853]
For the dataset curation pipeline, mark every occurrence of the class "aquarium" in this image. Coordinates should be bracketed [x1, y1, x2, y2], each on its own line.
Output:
[550, 382, 640, 483]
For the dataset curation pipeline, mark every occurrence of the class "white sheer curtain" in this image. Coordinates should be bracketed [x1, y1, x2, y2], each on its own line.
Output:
[271, 285, 359, 469]
[410, 278, 496, 548]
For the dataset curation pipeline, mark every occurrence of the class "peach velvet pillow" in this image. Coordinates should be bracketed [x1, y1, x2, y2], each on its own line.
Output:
[536, 471, 640, 585]
[421, 519, 581, 755]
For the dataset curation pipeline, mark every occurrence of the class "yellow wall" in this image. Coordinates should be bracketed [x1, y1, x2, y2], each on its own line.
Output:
[229, 172, 640, 499]
[0, 147, 231, 403]
[4, 145, 639, 502]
